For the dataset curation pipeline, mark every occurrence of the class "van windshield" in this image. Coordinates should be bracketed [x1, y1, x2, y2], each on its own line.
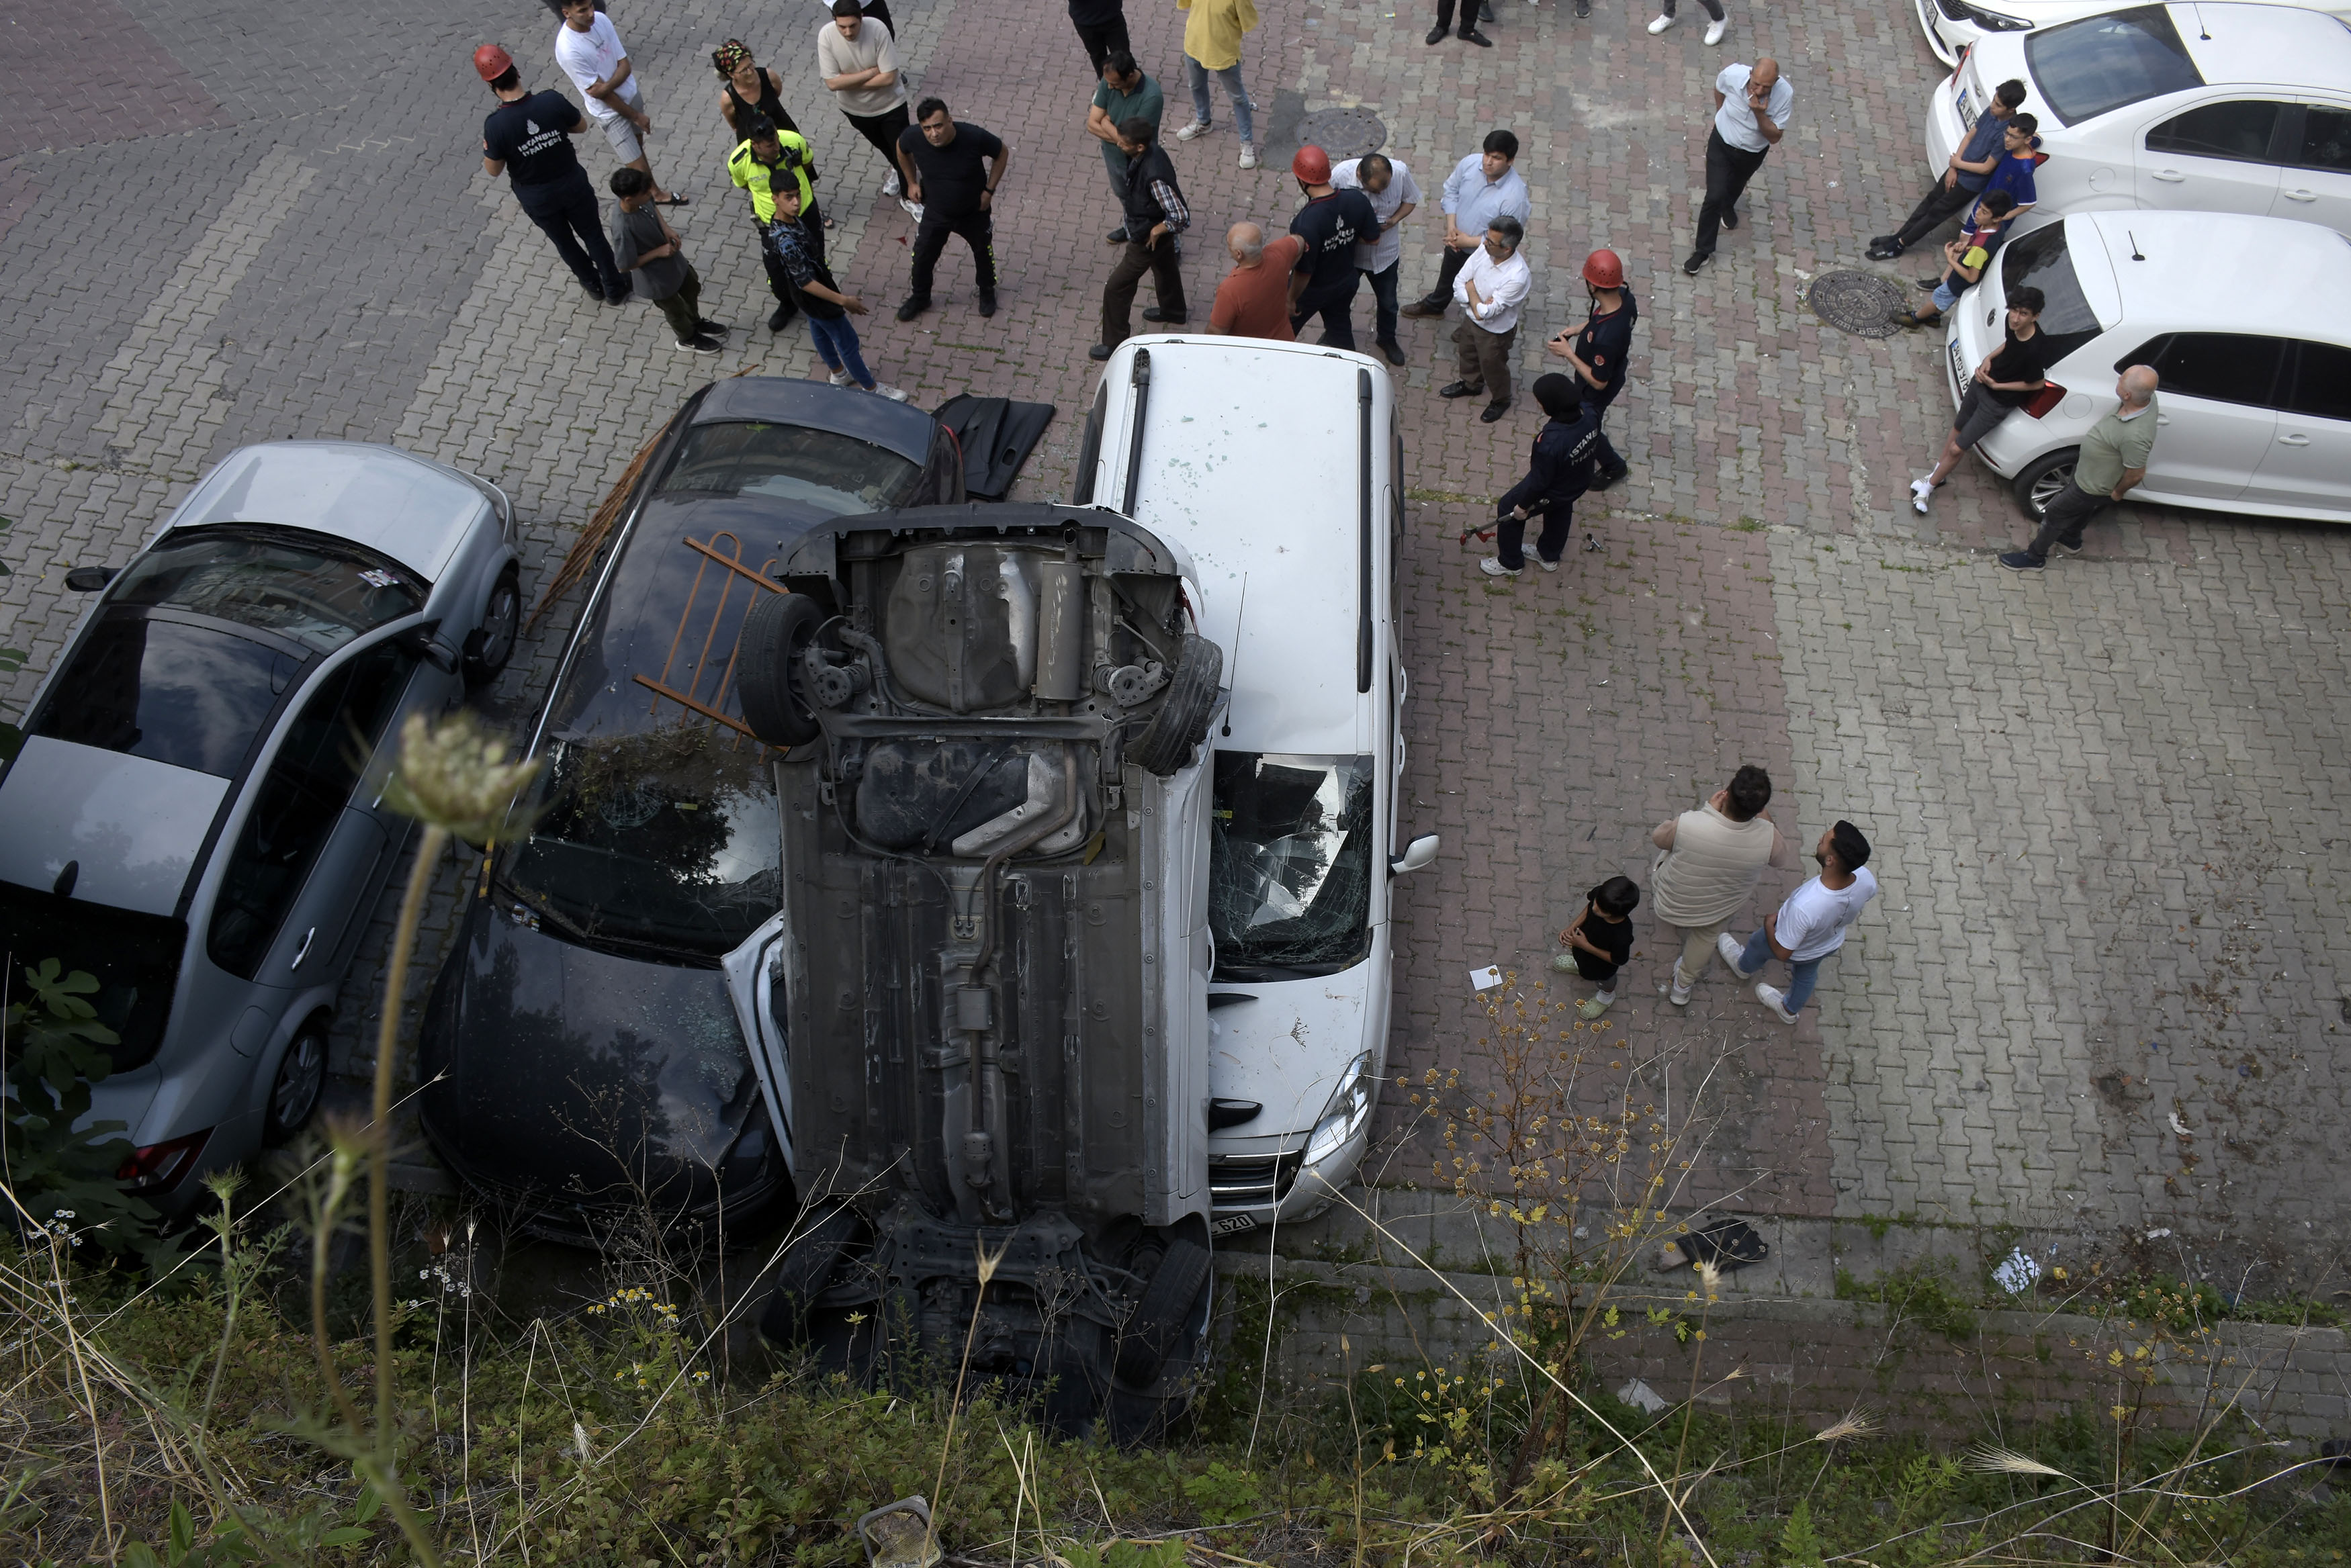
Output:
[1209, 753, 1375, 981]
[1997, 224, 2109, 367]
[2025, 6, 2201, 127]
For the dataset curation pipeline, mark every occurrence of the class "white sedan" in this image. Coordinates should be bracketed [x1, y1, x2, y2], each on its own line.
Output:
[1910, 0, 2350, 68]
[1926, 3, 2351, 237]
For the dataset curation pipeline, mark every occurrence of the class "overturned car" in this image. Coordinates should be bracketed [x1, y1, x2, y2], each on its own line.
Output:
[733, 502, 1223, 1438]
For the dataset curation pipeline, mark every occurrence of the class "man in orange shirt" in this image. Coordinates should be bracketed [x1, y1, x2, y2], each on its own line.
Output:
[1206, 222, 1302, 340]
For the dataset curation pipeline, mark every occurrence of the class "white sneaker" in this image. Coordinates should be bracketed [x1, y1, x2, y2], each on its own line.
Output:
[1532, 553, 1558, 572]
[1716, 931, 1752, 977]
[1175, 120, 1211, 141]
[883, 170, 901, 197]
[828, 370, 854, 387]
[1665, 976, 1693, 1007]
[1647, 12, 1675, 30]
[871, 383, 910, 402]
[901, 198, 924, 220]
[1478, 556, 1521, 578]
[1238, 142, 1259, 170]
[1704, 16, 1729, 42]
[1755, 982, 1801, 1024]
[1910, 477, 1934, 514]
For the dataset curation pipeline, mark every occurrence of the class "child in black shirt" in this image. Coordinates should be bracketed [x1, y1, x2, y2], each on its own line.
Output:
[1553, 875, 1640, 1019]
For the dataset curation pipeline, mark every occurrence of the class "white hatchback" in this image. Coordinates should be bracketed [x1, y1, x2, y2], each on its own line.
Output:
[1911, 0, 2350, 68]
[1926, 3, 2351, 237]
[1944, 208, 2351, 522]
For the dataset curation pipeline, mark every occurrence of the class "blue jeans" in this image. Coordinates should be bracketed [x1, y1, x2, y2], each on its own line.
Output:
[1737, 926, 1824, 1013]
[1185, 56, 1254, 144]
[806, 312, 875, 389]
[1931, 279, 1961, 313]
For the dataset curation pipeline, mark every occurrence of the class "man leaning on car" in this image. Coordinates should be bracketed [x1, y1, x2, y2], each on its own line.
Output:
[2000, 365, 2161, 572]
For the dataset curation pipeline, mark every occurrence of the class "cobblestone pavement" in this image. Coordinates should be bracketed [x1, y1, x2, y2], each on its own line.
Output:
[5, 0, 2349, 1287]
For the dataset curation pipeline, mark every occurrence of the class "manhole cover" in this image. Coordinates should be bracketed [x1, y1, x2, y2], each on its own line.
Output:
[1294, 106, 1387, 160]
[1807, 270, 1910, 338]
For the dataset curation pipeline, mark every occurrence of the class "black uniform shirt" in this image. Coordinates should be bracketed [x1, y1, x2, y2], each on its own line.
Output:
[1573, 285, 1640, 408]
[1498, 407, 1605, 518]
[484, 91, 586, 190]
[1288, 189, 1378, 296]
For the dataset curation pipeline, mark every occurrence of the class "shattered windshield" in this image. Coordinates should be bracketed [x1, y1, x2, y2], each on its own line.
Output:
[1209, 753, 1375, 980]
[112, 526, 425, 654]
[660, 420, 924, 518]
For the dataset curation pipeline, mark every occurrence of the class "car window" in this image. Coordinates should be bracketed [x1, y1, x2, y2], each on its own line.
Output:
[2298, 105, 2351, 173]
[2025, 6, 2202, 128]
[32, 615, 302, 779]
[2285, 341, 2351, 422]
[1208, 753, 1376, 981]
[0, 880, 187, 1072]
[207, 641, 415, 979]
[2145, 100, 2282, 162]
[2120, 332, 2287, 408]
[1996, 224, 2108, 367]
[114, 526, 425, 655]
[659, 420, 924, 518]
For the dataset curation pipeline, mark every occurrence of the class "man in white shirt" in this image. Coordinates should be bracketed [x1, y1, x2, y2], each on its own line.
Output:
[1402, 130, 1529, 320]
[1718, 820, 1877, 1024]
[555, 0, 682, 205]
[1439, 216, 1530, 423]
[1683, 58, 1789, 275]
[1332, 153, 1421, 367]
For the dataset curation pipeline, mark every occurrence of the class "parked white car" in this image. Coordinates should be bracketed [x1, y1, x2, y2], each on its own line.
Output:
[1075, 337, 1437, 1236]
[1911, 0, 2350, 68]
[1946, 208, 2351, 522]
[1926, 3, 2351, 237]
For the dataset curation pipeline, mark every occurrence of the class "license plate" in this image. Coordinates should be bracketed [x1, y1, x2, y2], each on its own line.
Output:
[1948, 338, 1967, 395]
[1210, 1213, 1258, 1237]
[1956, 86, 1976, 132]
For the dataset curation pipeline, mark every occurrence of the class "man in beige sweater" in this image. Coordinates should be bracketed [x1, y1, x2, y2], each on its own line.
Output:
[1650, 764, 1791, 1005]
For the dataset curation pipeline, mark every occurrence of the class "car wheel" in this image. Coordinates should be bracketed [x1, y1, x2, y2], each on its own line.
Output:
[759, 1205, 862, 1346]
[1124, 633, 1222, 778]
[1112, 1234, 1212, 1387]
[736, 594, 824, 747]
[2012, 449, 2080, 523]
[264, 1021, 329, 1144]
[463, 566, 521, 690]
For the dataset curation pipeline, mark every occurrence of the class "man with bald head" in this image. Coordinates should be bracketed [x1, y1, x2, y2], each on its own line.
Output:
[2000, 366, 2162, 571]
[1684, 56, 1789, 274]
[1208, 220, 1305, 339]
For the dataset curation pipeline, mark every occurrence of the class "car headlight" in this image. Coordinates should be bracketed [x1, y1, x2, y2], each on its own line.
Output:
[1302, 1052, 1375, 1168]
[1959, 1, 2031, 28]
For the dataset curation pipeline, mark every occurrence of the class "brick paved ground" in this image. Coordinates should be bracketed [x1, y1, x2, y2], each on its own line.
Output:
[5, 0, 2349, 1291]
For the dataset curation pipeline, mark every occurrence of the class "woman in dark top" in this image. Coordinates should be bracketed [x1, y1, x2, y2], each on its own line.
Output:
[713, 40, 800, 139]
[1910, 283, 2049, 516]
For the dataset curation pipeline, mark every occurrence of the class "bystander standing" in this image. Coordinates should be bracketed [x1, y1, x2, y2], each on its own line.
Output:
[818, 0, 911, 205]
[896, 99, 1010, 320]
[555, 0, 684, 205]
[1423, 0, 1495, 45]
[1088, 52, 1165, 238]
[1287, 146, 1378, 351]
[1718, 822, 1876, 1025]
[1683, 58, 1789, 274]
[1094, 120, 1190, 358]
[771, 183, 909, 401]
[609, 169, 725, 354]
[1331, 153, 1421, 365]
[1207, 224, 1304, 339]
[1173, 0, 1261, 169]
[714, 40, 801, 140]
[475, 44, 626, 306]
[728, 116, 825, 330]
[816, 0, 896, 47]
[1647, 0, 1730, 46]
[1439, 217, 1529, 422]
[2000, 366, 2160, 571]
[1401, 131, 1529, 320]
[1553, 878, 1641, 1019]
[1544, 248, 1637, 488]
[1647, 766, 1789, 1006]
[1070, 0, 1132, 75]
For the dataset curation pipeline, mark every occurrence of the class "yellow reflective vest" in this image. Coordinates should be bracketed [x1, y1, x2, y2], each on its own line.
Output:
[727, 132, 816, 224]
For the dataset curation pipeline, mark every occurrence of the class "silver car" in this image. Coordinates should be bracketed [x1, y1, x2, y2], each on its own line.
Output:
[0, 441, 520, 1216]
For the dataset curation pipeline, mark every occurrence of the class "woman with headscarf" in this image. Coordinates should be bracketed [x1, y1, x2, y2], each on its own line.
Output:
[713, 40, 801, 138]
[1480, 373, 1604, 579]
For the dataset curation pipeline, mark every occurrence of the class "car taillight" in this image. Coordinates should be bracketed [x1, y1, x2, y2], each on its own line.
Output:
[2023, 381, 2067, 420]
[1951, 44, 1969, 87]
[118, 1129, 210, 1193]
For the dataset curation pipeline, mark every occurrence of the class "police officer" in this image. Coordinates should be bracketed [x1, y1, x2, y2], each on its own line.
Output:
[476, 44, 626, 304]
[1545, 248, 1638, 490]
[1481, 374, 1603, 579]
[727, 115, 825, 332]
[1286, 144, 1378, 353]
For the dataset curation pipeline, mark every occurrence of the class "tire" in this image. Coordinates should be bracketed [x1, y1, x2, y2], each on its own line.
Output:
[1112, 1235, 1212, 1387]
[263, 1020, 328, 1144]
[463, 566, 521, 690]
[1124, 633, 1221, 779]
[736, 593, 824, 747]
[758, 1205, 862, 1346]
[2012, 448, 2080, 523]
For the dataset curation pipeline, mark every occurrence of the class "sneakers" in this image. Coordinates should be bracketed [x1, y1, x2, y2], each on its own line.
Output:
[1891, 308, 1939, 330]
[1238, 142, 1260, 169]
[900, 198, 924, 220]
[1866, 235, 1903, 260]
[2049, 538, 2084, 557]
[1909, 477, 1935, 514]
[1997, 550, 2045, 571]
[883, 169, 901, 197]
[896, 295, 930, 322]
[1755, 983, 1801, 1025]
[1175, 119, 1210, 141]
[1479, 556, 1521, 578]
[1716, 932, 1755, 978]
[1577, 994, 1614, 1019]
[869, 383, 910, 402]
[828, 369, 854, 387]
[695, 318, 731, 336]
[768, 303, 797, 332]
[1647, 11, 1675, 30]
[1665, 973, 1694, 1007]
[977, 287, 997, 318]
[1683, 250, 1711, 275]
[1590, 466, 1630, 491]
[1704, 17, 1730, 43]
[1720, 205, 1740, 230]
[1532, 553, 1558, 573]
[674, 333, 723, 355]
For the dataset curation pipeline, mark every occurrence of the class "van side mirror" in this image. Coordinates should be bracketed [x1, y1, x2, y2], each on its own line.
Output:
[1389, 833, 1438, 877]
[65, 567, 119, 592]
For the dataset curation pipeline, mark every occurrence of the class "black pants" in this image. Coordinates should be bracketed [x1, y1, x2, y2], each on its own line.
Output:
[1889, 179, 1978, 252]
[862, 0, 896, 38]
[1415, 243, 1472, 308]
[910, 206, 996, 299]
[1293, 277, 1362, 351]
[1102, 236, 1184, 345]
[1362, 261, 1401, 344]
[520, 173, 623, 300]
[1694, 129, 1769, 257]
[2026, 479, 2109, 561]
[1497, 500, 1575, 569]
[648, 265, 707, 343]
[846, 103, 912, 183]
[1431, 0, 1484, 34]
[1591, 389, 1628, 477]
[1074, 15, 1131, 73]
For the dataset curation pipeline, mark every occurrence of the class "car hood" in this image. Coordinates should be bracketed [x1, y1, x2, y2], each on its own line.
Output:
[1206, 966, 1378, 1138]
[0, 737, 229, 917]
[418, 903, 779, 1224]
[168, 441, 490, 584]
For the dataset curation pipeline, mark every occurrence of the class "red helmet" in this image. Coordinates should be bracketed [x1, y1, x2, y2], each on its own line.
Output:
[474, 44, 516, 82]
[1291, 144, 1332, 185]
[1581, 248, 1625, 288]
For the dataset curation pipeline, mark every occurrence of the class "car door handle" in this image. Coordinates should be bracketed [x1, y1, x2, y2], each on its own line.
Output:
[2278, 433, 2311, 447]
[2149, 169, 2186, 182]
[290, 926, 317, 971]
[2282, 188, 2318, 201]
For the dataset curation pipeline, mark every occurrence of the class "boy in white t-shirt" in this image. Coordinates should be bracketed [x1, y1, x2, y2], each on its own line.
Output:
[1716, 819, 1877, 1025]
[556, 0, 685, 205]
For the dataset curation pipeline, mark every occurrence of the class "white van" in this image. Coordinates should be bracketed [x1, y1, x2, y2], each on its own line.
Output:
[1074, 336, 1439, 1235]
